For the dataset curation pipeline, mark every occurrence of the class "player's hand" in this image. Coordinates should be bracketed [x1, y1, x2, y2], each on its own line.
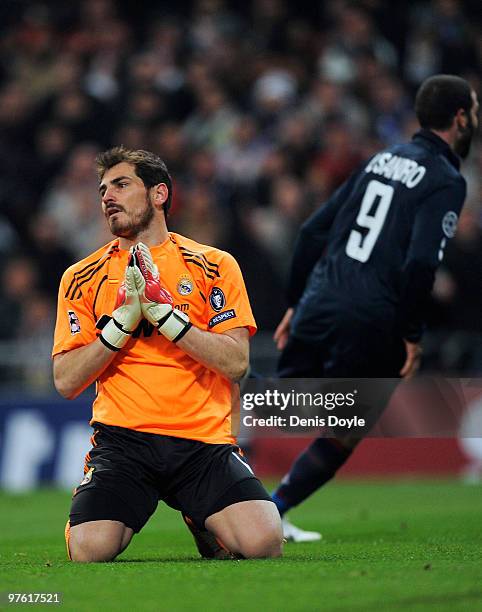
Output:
[132, 242, 192, 342]
[99, 253, 142, 351]
[274, 307, 294, 351]
[399, 340, 422, 379]
[131, 242, 172, 325]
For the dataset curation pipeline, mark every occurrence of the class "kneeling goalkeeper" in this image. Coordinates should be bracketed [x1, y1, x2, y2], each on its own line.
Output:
[52, 146, 282, 562]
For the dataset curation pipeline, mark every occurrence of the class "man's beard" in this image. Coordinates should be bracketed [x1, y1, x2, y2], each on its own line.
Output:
[108, 195, 155, 239]
[454, 117, 474, 159]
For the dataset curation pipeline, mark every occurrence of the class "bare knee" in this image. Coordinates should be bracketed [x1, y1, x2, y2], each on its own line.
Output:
[206, 500, 283, 559]
[70, 531, 120, 563]
[68, 521, 133, 563]
[238, 526, 283, 559]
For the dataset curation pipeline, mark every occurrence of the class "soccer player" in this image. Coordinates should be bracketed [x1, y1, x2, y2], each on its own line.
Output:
[53, 147, 283, 561]
[270, 75, 479, 541]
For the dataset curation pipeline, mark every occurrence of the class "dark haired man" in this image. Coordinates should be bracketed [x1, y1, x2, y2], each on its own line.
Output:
[270, 75, 479, 541]
[53, 146, 282, 561]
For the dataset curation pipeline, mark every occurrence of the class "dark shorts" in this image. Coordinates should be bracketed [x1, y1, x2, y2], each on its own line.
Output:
[278, 325, 405, 378]
[70, 423, 271, 532]
[278, 333, 405, 438]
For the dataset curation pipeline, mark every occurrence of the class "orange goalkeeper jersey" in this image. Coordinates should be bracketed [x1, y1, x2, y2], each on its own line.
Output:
[52, 233, 257, 444]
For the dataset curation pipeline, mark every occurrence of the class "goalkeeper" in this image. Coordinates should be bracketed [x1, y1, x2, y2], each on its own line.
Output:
[52, 146, 282, 562]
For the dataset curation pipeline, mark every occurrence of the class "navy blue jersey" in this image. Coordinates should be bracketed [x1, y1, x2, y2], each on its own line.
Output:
[289, 130, 466, 343]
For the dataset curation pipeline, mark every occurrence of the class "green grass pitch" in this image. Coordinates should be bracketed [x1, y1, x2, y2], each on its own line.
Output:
[1, 481, 481, 611]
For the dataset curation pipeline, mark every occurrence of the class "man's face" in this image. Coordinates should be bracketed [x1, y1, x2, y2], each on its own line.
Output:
[455, 90, 479, 159]
[99, 162, 154, 239]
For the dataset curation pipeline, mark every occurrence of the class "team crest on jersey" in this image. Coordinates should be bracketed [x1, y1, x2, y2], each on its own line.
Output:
[442, 211, 458, 238]
[177, 274, 193, 296]
[68, 310, 81, 335]
[80, 467, 94, 486]
[209, 287, 226, 312]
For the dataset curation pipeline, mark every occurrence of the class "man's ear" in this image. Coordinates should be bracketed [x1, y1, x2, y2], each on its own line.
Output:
[455, 108, 468, 132]
[152, 183, 169, 210]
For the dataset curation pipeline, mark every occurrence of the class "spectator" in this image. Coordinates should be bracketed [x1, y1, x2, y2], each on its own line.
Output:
[26, 212, 75, 296]
[42, 143, 102, 258]
[183, 81, 239, 152]
[216, 115, 273, 190]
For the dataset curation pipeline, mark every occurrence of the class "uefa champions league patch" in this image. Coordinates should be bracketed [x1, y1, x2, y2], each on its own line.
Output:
[68, 310, 81, 335]
[442, 211, 458, 238]
[209, 287, 226, 312]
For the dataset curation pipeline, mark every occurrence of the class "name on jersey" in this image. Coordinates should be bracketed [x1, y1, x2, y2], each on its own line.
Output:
[365, 153, 426, 188]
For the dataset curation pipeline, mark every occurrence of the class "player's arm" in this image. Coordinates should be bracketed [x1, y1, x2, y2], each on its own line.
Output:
[132, 243, 250, 382]
[53, 255, 142, 399]
[53, 341, 118, 400]
[177, 326, 249, 382]
[274, 171, 362, 349]
[273, 307, 294, 350]
[399, 339, 423, 379]
[398, 180, 466, 345]
[286, 170, 362, 306]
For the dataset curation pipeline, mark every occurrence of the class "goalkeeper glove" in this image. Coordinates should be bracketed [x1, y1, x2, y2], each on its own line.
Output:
[132, 242, 192, 342]
[98, 252, 142, 351]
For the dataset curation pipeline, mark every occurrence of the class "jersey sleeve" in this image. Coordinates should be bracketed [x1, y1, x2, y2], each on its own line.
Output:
[205, 252, 257, 336]
[287, 169, 362, 306]
[51, 268, 98, 357]
[398, 179, 466, 341]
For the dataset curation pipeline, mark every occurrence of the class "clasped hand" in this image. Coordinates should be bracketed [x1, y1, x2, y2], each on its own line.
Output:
[100, 243, 191, 351]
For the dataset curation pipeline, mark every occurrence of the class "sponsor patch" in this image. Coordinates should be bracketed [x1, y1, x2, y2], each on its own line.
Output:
[80, 466, 94, 486]
[174, 303, 190, 312]
[177, 274, 193, 296]
[68, 310, 81, 335]
[208, 309, 236, 328]
[442, 211, 458, 238]
[209, 287, 226, 312]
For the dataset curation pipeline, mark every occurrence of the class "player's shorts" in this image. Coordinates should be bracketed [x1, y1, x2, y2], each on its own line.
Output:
[278, 332, 405, 438]
[69, 423, 271, 532]
[278, 325, 405, 378]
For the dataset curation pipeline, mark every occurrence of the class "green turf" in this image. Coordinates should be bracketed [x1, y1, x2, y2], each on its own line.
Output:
[1, 481, 481, 611]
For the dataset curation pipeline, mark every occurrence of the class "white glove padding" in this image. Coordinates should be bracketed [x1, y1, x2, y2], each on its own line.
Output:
[132, 242, 192, 342]
[99, 254, 142, 351]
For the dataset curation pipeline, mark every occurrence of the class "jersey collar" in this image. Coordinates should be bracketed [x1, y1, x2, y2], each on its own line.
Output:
[412, 129, 461, 171]
[110, 234, 174, 255]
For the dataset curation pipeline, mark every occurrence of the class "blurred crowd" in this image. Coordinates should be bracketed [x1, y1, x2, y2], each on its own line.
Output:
[0, 0, 480, 388]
